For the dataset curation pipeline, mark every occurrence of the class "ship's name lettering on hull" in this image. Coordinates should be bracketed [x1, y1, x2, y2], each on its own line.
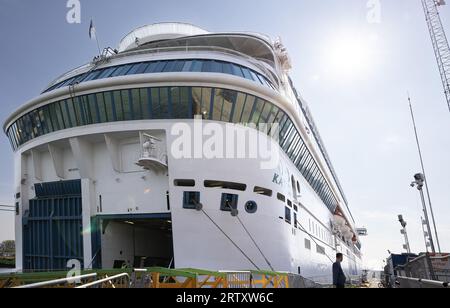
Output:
[273, 173, 283, 186]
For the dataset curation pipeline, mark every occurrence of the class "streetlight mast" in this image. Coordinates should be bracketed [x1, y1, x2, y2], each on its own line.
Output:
[421, 217, 431, 253]
[408, 97, 441, 253]
[411, 174, 436, 253]
[398, 215, 411, 254]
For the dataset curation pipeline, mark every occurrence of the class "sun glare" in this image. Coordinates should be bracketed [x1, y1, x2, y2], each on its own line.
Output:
[325, 33, 374, 79]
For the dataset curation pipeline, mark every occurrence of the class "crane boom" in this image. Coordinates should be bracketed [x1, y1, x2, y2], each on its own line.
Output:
[422, 0, 450, 112]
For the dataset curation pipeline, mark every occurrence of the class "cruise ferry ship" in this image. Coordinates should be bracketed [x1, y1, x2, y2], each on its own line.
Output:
[3, 23, 363, 284]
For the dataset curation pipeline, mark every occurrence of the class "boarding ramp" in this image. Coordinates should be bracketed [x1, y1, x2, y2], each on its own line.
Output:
[0, 269, 132, 289]
[0, 268, 326, 289]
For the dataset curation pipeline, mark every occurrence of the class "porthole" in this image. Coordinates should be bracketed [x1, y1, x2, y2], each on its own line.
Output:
[245, 201, 258, 214]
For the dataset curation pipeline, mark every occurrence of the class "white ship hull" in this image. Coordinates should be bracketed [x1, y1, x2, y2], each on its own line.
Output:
[3, 23, 362, 285]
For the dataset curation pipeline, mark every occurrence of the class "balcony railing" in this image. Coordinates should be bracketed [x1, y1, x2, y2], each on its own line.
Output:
[136, 134, 168, 172]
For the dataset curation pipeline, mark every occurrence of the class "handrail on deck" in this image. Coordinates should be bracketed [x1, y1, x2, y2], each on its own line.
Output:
[397, 276, 449, 288]
[45, 45, 279, 91]
[76, 273, 131, 289]
[14, 273, 97, 289]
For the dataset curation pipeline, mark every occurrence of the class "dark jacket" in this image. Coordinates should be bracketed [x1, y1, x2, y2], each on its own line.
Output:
[332, 262, 346, 287]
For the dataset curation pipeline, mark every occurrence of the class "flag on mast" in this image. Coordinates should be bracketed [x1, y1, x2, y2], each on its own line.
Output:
[89, 19, 101, 56]
[89, 20, 96, 40]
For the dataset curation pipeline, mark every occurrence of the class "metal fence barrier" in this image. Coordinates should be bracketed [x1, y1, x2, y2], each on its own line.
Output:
[251, 271, 289, 288]
[396, 253, 450, 284]
[220, 271, 253, 288]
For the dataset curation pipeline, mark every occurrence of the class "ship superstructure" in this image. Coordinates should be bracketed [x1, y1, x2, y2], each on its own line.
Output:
[3, 23, 362, 283]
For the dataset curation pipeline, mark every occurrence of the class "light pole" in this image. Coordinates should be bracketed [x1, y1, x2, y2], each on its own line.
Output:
[398, 215, 411, 254]
[411, 173, 436, 253]
[408, 98, 441, 252]
[421, 217, 431, 253]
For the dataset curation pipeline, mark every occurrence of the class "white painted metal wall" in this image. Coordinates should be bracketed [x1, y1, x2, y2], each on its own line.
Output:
[13, 119, 361, 282]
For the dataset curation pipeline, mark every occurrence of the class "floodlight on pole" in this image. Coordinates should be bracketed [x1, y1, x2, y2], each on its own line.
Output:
[398, 214, 411, 254]
[411, 174, 436, 253]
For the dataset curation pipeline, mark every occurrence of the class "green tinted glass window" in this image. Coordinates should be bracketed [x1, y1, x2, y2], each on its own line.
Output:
[87, 94, 100, 124]
[113, 91, 124, 121]
[96, 93, 107, 122]
[192, 87, 211, 119]
[38, 108, 50, 134]
[6, 86, 337, 215]
[121, 90, 132, 121]
[48, 104, 61, 131]
[211, 88, 224, 121]
[131, 89, 142, 120]
[171, 87, 181, 118]
[192, 87, 203, 117]
[151, 88, 161, 119]
[240, 95, 255, 123]
[250, 99, 266, 125]
[65, 99, 77, 127]
[159, 87, 169, 118]
[140, 88, 150, 119]
[221, 89, 236, 122]
[170, 86, 190, 119]
[232, 93, 246, 123]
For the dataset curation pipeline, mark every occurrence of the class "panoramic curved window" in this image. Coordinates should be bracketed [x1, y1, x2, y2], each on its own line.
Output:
[43, 59, 276, 93]
[6, 86, 337, 213]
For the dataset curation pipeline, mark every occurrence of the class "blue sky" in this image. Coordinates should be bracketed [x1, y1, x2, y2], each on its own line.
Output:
[0, 0, 449, 269]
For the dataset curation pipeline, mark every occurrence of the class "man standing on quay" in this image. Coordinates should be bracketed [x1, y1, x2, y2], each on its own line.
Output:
[333, 253, 347, 288]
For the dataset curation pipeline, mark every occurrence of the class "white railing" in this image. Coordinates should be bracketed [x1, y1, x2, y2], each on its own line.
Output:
[139, 134, 168, 168]
[15, 273, 97, 289]
[44, 45, 280, 91]
[219, 271, 252, 288]
[116, 45, 279, 85]
[76, 273, 130, 289]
